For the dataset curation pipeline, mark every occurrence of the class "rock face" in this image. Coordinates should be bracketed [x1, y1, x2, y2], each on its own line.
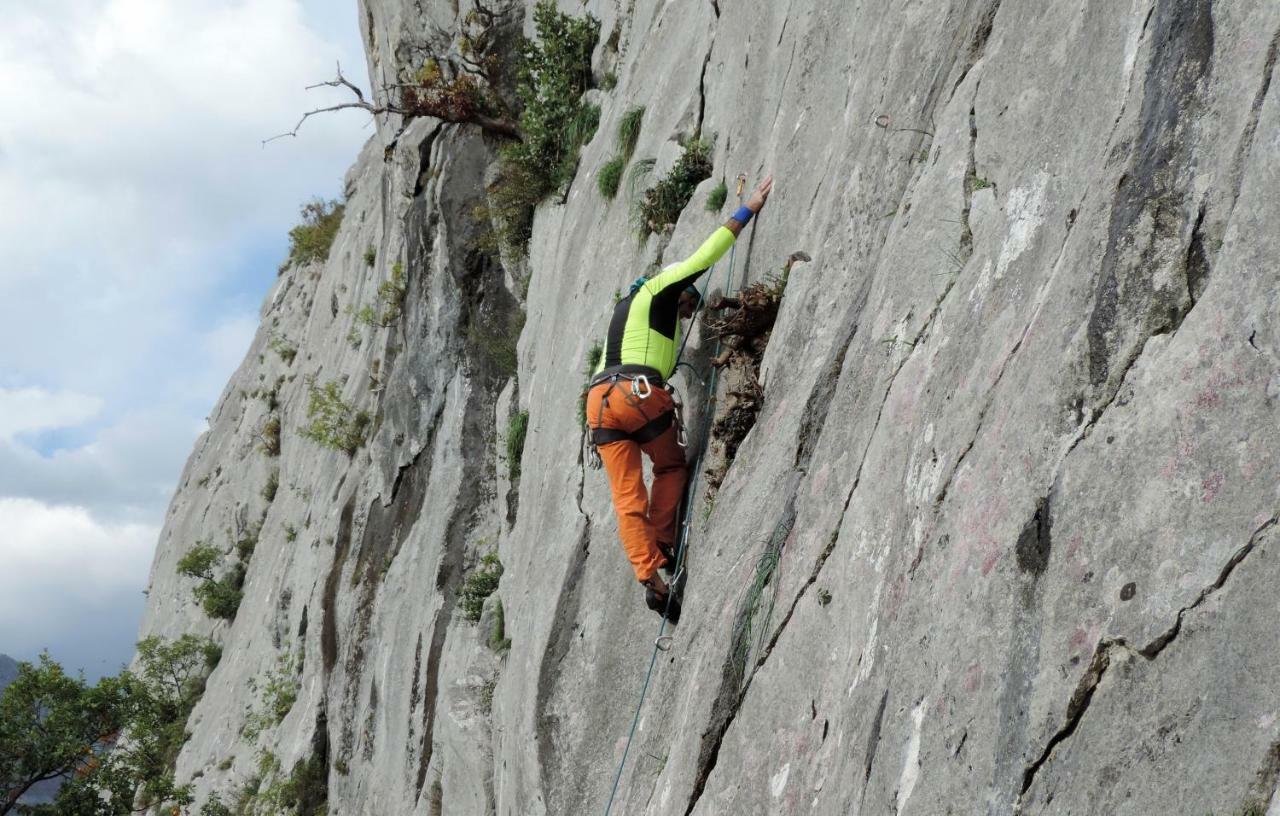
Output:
[135, 0, 1280, 813]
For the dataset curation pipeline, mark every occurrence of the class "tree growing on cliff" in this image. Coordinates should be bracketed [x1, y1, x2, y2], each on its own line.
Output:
[268, 0, 524, 143]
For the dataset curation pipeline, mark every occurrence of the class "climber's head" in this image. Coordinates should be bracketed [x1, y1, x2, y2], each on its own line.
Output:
[678, 282, 702, 319]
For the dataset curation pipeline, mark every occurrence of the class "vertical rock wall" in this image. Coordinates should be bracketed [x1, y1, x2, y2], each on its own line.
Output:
[136, 0, 1280, 813]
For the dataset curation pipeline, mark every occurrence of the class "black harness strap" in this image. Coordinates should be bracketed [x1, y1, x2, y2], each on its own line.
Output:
[591, 409, 674, 446]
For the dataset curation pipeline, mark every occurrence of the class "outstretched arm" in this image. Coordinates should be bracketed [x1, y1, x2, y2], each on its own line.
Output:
[646, 175, 775, 292]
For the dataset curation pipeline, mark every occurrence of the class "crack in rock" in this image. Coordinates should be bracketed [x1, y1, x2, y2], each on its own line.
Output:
[1018, 516, 1278, 802]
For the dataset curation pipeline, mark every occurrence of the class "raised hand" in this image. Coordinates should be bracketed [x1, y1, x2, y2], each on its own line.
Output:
[746, 174, 774, 213]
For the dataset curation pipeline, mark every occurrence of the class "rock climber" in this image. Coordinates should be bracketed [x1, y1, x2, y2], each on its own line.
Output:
[586, 174, 774, 623]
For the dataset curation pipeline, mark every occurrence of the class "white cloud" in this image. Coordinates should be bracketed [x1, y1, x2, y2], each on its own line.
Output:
[0, 387, 103, 441]
[0, 498, 158, 665]
[0, 0, 369, 672]
[0, 0, 370, 398]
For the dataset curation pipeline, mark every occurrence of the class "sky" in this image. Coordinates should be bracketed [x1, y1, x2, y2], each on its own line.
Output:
[0, 0, 372, 680]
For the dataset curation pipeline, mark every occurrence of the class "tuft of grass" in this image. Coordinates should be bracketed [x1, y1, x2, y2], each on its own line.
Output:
[598, 155, 625, 199]
[616, 106, 644, 161]
[460, 552, 504, 622]
[506, 410, 529, 482]
[601, 71, 618, 90]
[261, 469, 279, 503]
[301, 380, 371, 456]
[363, 245, 376, 267]
[577, 342, 604, 427]
[705, 178, 727, 212]
[489, 598, 512, 652]
[636, 139, 713, 238]
[972, 176, 993, 191]
[281, 198, 344, 272]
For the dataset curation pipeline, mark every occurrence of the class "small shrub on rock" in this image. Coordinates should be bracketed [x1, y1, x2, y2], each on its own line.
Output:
[282, 198, 344, 271]
[637, 138, 713, 238]
[460, 552, 504, 622]
[301, 380, 371, 456]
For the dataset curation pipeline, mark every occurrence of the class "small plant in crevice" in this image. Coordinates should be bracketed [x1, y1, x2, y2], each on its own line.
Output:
[235, 522, 261, 562]
[301, 380, 371, 456]
[705, 178, 728, 212]
[363, 245, 376, 267]
[506, 410, 529, 482]
[177, 542, 246, 620]
[243, 651, 301, 740]
[601, 71, 617, 90]
[460, 551, 504, 622]
[489, 598, 512, 653]
[232, 748, 325, 815]
[598, 155, 625, 199]
[281, 198, 344, 272]
[731, 540, 783, 683]
[636, 138, 712, 239]
[259, 414, 282, 456]
[479, 676, 498, 716]
[355, 261, 408, 328]
[269, 333, 298, 364]
[284, 524, 298, 543]
[262, 469, 280, 503]
[971, 176, 993, 192]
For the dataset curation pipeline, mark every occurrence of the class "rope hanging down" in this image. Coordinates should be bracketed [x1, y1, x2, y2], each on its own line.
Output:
[602, 175, 752, 816]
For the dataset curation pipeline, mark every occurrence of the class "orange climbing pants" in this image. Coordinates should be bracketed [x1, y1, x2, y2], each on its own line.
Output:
[586, 380, 688, 583]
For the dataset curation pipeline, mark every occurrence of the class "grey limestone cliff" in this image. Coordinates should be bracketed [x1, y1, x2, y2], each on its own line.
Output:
[136, 0, 1280, 813]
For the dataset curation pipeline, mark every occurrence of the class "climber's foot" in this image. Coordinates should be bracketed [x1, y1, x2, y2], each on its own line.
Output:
[645, 586, 682, 625]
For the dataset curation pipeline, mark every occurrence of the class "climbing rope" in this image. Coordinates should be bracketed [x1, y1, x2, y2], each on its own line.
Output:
[601, 176, 752, 816]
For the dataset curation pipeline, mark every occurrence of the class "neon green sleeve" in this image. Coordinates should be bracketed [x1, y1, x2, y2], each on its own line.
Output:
[644, 226, 737, 294]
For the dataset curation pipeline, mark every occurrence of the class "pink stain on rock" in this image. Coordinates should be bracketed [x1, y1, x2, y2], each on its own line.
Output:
[981, 548, 1001, 576]
[1201, 471, 1225, 503]
[963, 663, 983, 693]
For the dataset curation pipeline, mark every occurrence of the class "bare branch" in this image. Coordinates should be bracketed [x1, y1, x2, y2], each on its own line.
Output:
[265, 101, 402, 144]
[266, 62, 404, 144]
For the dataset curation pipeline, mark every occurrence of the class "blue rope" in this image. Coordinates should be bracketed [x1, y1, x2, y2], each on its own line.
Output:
[601, 234, 743, 816]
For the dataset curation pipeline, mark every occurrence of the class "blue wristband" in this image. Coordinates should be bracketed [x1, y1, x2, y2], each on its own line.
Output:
[732, 205, 754, 225]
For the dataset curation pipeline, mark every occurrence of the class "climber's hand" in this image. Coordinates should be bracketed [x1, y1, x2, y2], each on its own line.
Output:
[746, 175, 774, 213]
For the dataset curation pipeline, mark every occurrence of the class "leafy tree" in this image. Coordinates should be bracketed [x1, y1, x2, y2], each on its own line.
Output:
[0, 637, 220, 815]
[0, 656, 131, 813]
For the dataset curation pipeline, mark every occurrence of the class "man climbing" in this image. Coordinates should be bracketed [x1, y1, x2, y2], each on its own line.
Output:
[586, 175, 774, 623]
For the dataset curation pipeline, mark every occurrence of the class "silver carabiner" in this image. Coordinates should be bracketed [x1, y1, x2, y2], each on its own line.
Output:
[631, 375, 652, 399]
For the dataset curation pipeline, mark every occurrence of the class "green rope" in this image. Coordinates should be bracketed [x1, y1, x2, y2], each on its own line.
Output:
[601, 230, 744, 816]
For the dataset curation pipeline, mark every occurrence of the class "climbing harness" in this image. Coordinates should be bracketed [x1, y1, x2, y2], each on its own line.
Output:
[601, 180, 751, 816]
[585, 366, 690, 471]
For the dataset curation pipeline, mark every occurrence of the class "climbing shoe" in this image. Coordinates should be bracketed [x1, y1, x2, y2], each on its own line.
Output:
[659, 544, 679, 575]
[645, 586, 682, 625]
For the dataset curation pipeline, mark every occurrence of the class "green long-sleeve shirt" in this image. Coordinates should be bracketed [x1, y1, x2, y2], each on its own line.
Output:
[596, 226, 737, 379]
